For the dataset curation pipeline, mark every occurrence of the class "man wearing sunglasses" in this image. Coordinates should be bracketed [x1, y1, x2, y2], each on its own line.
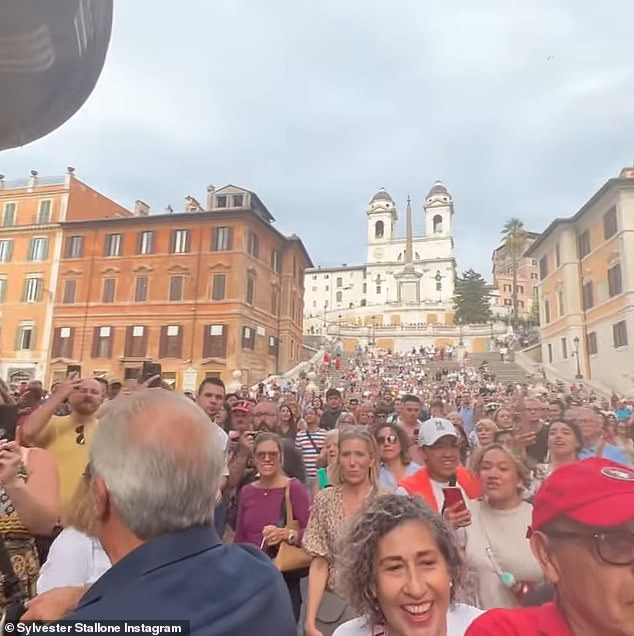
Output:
[22, 374, 104, 511]
[467, 458, 634, 635]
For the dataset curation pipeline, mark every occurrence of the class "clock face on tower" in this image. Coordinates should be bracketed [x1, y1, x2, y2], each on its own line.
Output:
[373, 247, 384, 260]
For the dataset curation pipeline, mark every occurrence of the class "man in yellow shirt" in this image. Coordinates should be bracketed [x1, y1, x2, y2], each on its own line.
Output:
[22, 375, 104, 512]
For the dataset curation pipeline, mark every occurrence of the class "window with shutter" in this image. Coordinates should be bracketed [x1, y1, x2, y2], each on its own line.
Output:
[134, 276, 148, 302]
[0, 240, 12, 262]
[241, 326, 255, 350]
[169, 276, 183, 301]
[104, 234, 122, 257]
[62, 280, 76, 304]
[3, 203, 16, 226]
[22, 276, 42, 302]
[37, 200, 52, 224]
[160, 325, 182, 358]
[171, 230, 191, 254]
[125, 326, 147, 357]
[53, 327, 74, 358]
[66, 236, 84, 258]
[203, 324, 227, 358]
[211, 274, 225, 300]
[28, 238, 48, 262]
[137, 231, 154, 255]
[102, 278, 116, 303]
[212, 227, 233, 251]
[92, 326, 113, 358]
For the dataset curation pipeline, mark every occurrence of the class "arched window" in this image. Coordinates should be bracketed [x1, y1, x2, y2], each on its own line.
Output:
[375, 220, 384, 238]
[397, 252, 402, 261]
[435, 270, 442, 291]
[433, 214, 443, 233]
[415, 252, 420, 261]
[336, 291, 342, 303]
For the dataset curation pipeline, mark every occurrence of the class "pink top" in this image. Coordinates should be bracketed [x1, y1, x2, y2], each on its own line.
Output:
[234, 478, 311, 547]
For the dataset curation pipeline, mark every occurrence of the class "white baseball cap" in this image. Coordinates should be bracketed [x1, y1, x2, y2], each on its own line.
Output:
[418, 417, 459, 447]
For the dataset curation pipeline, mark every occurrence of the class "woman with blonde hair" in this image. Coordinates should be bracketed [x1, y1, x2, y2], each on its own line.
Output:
[303, 426, 381, 636]
[313, 429, 340, 496]
[37, 466, 110, 594]
[335, 412, 357, 428]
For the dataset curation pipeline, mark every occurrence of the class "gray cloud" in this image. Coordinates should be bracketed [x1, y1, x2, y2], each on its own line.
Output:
[3, 0, 634, 278]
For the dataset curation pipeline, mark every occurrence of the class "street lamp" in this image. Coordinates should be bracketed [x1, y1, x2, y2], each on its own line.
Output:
[573, 336, 583, 379]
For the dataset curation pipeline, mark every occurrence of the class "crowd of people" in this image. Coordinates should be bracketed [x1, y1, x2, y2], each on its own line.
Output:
[0, 346, 632, 635]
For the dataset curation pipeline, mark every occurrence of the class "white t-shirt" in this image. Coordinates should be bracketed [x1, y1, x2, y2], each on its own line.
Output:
[37, 527, 111, 594]
[333, 603, 482, 636]
[215, 424, 229, 478]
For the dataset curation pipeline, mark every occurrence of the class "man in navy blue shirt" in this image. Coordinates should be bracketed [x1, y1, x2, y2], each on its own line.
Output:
[26, 389, 296, 635]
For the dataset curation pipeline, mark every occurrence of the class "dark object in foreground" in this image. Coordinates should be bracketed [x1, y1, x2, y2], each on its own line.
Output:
[0, 0, 113, 151]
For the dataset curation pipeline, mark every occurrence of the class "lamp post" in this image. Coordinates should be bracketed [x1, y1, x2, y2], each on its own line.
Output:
[573, 336, 583, 379]
[370, 315, 376, 346]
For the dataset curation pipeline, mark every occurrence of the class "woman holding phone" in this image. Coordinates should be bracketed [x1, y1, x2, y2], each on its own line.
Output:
[0, 384, 60, 606]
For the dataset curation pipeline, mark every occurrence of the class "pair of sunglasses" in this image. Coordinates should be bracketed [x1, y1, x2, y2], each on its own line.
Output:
[75, 425, 85, 445]
[377, 434, 398, 445]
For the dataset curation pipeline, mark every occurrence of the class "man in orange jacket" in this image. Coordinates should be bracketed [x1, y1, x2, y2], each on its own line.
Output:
[398, 417, 481, 526]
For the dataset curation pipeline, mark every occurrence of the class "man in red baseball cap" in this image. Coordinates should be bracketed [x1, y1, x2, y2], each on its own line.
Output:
[467, 457, 634, 635]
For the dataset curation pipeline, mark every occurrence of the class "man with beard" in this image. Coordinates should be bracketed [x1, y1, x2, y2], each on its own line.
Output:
[23, 374, 104, 511]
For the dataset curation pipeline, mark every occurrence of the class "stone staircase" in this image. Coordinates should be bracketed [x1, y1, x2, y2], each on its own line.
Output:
[471, 351, 530, 384]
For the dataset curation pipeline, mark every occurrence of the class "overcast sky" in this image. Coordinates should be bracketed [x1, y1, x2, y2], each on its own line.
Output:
[3, 1, 634, 279]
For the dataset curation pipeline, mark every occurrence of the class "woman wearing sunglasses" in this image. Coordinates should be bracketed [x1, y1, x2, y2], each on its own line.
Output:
[234, 432, 310, 624]
[373, 423, 421, 491]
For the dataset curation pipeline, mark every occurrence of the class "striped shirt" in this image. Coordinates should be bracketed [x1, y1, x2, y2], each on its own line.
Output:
[295, 428, 327, 479]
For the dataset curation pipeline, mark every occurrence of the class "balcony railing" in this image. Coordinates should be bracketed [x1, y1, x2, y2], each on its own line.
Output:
[0, 176, 66, 189]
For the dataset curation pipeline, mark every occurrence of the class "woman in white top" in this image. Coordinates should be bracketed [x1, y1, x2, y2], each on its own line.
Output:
[465, 444, 543, 609]
[334, 494, 481, 636]
[36, 466, 110, 595]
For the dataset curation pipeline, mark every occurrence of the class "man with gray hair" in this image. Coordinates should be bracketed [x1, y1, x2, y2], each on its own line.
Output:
[61, 389, 296, 634]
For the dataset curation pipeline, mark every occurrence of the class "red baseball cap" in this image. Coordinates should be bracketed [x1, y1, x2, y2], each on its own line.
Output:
[531, 458, 634, 533]
[231, 400, 252, 413]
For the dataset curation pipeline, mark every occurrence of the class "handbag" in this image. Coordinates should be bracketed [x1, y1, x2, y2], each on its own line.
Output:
[0, 533, 27, 633]
[261, 479, 311, 573]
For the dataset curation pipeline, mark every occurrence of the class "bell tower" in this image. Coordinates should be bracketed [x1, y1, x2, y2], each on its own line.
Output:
[366, 188, 397, 263]
[424, 181, 453, 237]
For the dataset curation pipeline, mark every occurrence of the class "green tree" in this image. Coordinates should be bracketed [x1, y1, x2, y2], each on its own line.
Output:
[453, 268, 492, 325]
[529, 295, 540, 326]
[500, 218, 528, 324]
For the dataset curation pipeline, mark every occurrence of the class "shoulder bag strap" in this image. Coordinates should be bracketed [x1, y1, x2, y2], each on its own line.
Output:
[284, 478, 295, 525]
[304, 430, 320, 455]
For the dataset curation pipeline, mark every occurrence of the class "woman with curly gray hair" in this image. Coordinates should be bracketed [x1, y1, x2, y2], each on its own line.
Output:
[333, 494, 481, 636]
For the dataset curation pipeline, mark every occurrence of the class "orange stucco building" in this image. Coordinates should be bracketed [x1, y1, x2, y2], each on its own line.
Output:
[0, 170, 131, 384]
[527, 164, 634, 395]
[491, 232, 540, 317]
[50, 184, 311, 389]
